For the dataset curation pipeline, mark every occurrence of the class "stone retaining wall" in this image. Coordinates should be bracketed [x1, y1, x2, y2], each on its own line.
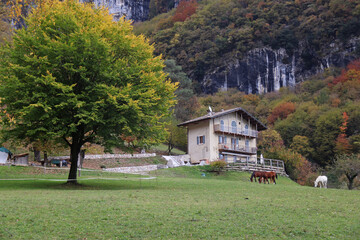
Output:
[104, 164, 161, 174]
[51, 153, 156, 160]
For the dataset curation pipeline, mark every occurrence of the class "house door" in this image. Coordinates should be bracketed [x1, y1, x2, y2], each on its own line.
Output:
[231, 138, 238, 150]
[245, 139, 250, 152]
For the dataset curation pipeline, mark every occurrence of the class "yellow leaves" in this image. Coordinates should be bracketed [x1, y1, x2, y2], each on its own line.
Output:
[170, 33, 180, 46]
[7, 113, 16, 124]
[0, 106, 16, 124]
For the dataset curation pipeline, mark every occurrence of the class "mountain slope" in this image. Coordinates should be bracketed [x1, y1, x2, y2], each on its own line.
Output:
[135, 0, 360, 93]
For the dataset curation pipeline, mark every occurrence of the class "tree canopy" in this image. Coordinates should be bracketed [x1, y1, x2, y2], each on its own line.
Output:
[332, 154, 360, 190]
[0, 0, 177, 183]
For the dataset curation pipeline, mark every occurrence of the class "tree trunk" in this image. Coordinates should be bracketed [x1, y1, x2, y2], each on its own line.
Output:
[67, 141, 81, 184]
[346, 173, 357, 190]
[34, 148, 41, 162]
[168, 133, 174, 155]
[168, 143, 174, 155]
[44, 151, 48, 167]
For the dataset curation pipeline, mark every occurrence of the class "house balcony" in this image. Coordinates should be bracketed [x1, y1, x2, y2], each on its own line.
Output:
[218, 144, 257, 155]
[214, 124, 258, 138]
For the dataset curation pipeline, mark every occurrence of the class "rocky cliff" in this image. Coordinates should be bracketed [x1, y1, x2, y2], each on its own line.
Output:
[202, 38, 360, 94]
[82, 0, 150, 22]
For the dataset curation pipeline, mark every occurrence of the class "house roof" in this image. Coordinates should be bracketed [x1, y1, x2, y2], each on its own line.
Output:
[0, 147, 12, 155]
[177, 107, 267, 131]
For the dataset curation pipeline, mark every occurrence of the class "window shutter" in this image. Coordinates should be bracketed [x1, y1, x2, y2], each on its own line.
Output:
[218, 136, 221, 144]
[224, 136, 227, 144]
[197, 136, 200, 145]
[203, 135, 205, 144]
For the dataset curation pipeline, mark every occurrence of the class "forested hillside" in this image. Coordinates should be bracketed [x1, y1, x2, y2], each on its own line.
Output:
[135, 0, 360, 93]
[166, 59, 359, 187]
[134, 0, 360, 187]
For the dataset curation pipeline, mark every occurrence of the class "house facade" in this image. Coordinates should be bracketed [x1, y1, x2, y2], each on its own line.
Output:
[178, 107, 267, 164]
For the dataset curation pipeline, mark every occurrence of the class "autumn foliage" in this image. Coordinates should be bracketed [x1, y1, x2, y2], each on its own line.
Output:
[329, 59, 360, 87]
[295, 158, 317, 186]
[258, 129, 315, 185]
[172, 0, 198, 23]
[267, 102, 296, 124]
[335, 112, 351, 154]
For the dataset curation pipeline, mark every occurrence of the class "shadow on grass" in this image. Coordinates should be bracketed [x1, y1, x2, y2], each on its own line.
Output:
[0, 178, 160, 191]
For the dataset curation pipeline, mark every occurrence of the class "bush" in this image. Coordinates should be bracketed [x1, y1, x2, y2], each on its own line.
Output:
[209, 160, 227, 174]
[295, 160, 317, 186]
[264, 146, 313, 184]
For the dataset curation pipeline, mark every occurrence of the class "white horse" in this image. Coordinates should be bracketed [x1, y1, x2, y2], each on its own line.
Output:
[314, 175, 328, 188]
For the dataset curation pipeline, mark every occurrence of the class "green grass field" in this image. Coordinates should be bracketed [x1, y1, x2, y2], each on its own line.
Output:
[0, 166, 359, 239]
[150, 144, 186, 155]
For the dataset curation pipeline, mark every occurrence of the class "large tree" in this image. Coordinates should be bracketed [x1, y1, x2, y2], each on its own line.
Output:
[0, 0, 177, 184]
[333, 154, 360, 190]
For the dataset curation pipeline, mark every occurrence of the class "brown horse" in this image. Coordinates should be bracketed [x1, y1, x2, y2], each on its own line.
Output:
[262, 171, 277, 184]
[250, 171, 264, 183]
[250, 171, 278, 184]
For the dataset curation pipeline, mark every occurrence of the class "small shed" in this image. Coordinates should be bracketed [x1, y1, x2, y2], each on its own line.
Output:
[0, 147, 12, 165]
[14, 153, 29, 166]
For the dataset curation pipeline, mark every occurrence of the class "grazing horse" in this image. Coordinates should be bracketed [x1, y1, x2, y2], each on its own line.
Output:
[250, 171, 263, 183]
[250, 171, 277, 184]
[263, 171, 277, 184]
[260, 171, 277, 184]
[314, 175, 327, 188]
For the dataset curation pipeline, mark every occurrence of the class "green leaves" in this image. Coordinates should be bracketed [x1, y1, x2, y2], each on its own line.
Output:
[0, 0, 177, 151]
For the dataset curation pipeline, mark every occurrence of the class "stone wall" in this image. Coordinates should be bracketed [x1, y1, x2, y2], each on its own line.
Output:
[52, 153, 156, 160]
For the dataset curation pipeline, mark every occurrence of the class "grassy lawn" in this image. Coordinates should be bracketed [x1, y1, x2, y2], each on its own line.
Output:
[150, 143, 186, 155]
[0, 166, 359, 239]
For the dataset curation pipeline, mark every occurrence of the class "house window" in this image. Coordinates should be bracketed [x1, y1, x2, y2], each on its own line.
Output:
[220, 120, 225, 131]
[244, 124, 249, 134]
[231, 121, 237, 133]
[197, 135, 205, 145]
[218, 136, 227, 144]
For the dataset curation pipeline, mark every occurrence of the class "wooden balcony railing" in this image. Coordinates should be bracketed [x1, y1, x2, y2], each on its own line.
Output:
[219, 144, 257, 154]
[214, 124, 258, 138]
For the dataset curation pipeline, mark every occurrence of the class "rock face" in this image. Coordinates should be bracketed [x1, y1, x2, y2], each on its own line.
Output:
[202, 38, 360, 94]
[82, 0, 150, 22]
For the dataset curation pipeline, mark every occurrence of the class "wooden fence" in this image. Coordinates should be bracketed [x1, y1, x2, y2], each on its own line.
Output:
[225, 157, 287, 176]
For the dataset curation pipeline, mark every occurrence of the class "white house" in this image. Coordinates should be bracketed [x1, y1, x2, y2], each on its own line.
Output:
[178, 107, 267, 164]
[0, 147, 12, 165]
